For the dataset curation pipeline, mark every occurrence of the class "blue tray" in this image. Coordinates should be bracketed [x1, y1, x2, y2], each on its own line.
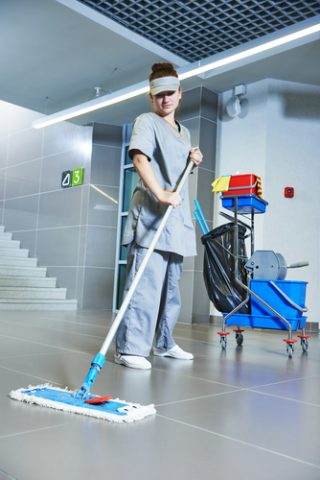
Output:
[221, 194, 268, 214]
[223, 313, 307, 331]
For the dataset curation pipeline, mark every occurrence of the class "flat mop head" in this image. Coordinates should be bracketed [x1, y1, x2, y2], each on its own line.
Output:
[9, 384, 156, 423]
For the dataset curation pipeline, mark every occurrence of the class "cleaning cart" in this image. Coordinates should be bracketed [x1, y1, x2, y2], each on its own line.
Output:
[194, 174, 310, 358]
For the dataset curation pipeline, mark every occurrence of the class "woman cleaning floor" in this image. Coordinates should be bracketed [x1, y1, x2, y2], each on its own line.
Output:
[115, 62, 203, 369]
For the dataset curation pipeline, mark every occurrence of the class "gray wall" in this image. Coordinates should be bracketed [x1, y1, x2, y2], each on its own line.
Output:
[0, 100, 122, 310]
[83, 124, 122, 309]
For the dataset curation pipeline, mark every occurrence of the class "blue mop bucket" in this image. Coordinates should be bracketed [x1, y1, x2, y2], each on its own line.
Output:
[250, 279, 307, 318]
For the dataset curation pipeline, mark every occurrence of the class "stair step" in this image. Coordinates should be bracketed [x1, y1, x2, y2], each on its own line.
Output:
[0, 240, 20, 249]
[0, 232, 13, 240]
[0, 266, 47, 277]
[0, 299, 77, 310]
[0, 287, 67, 299]
[0, 226, 76, 310]
[0, 257, 37, 267]
[0, 276, 56, 287]
[0, 248, 29, 258]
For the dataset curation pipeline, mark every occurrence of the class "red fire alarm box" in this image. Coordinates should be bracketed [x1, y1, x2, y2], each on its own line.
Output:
[284, 187, 294, 198]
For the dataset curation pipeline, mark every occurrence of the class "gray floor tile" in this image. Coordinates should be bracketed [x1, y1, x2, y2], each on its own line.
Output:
[0, 335, 50, 359]
[0, 318, 103, 356]
[0, 311, 319, 480]
[152, 344, 319, 389]
[0, 368, 73, 438]
[252, 376, 320, 406]
[157, 389, 320, 466]
[0, 314, 108, 344]
[0, 310, 111, 329]
[0, 415, 320, 480]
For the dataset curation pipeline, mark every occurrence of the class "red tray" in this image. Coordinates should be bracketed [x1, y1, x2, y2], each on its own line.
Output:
[223, 174, 262, 197]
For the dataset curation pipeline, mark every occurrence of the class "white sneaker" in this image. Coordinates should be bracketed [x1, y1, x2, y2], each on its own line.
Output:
[153, 345, 194, 360]
[114, 353, 152, 370]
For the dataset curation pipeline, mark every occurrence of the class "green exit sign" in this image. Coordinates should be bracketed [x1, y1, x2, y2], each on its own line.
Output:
[61, 168, 84, 188]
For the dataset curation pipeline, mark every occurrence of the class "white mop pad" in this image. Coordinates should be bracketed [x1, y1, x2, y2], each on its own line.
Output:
[10, 384, 156, 423]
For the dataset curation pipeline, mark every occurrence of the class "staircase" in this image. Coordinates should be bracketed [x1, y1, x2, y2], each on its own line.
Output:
[0, 226, 77, 310]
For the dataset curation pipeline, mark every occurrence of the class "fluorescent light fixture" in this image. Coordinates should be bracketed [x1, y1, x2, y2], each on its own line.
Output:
[33, 83, 149, 129]
[33, 21, 320, 129]
[179, 22, 320, 80]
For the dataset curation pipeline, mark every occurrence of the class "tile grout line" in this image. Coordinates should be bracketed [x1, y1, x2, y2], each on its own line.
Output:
[0, 364, 61, 386]
[153, 371, 320, 407]
[249, 373, 320, 389]
[155, 388, 246, 407]
[156, 370, 242, 389]
[156, 380, 320, 410]
[0, 467, 18, 480]
[0, 333, 90, 356]
[0, 422, 74, 441]
[0, 352, 53, 361]
[156, 414, 320, 471]
[0, 319, 105, 340]
[245, 388, 320, 409]
[0, 316, 110, 331]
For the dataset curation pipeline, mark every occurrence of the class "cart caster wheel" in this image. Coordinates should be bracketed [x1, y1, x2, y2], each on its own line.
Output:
[298, 335, 310, 353]
[217, 332, 230, 351]
[283, 339, 297, 358]
[233, 329, 244, 347]
[286, 344, 294, 358]
[220, 337, 227, 350]
[301, 338, 309, 352]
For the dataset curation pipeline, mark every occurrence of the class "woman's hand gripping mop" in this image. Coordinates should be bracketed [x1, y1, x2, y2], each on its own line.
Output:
[10, 161, 195, 423]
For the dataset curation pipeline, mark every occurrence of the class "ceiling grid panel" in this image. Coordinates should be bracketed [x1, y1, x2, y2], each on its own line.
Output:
[76, 0, 320, 62]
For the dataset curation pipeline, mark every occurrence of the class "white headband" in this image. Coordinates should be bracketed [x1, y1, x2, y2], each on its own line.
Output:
[149, 76, 180, 95]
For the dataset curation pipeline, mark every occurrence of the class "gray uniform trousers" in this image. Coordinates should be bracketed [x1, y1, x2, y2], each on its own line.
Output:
[115, 242, 183, 357]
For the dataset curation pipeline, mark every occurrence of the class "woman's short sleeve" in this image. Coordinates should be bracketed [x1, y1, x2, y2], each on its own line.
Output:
[128, 114, 156, 161]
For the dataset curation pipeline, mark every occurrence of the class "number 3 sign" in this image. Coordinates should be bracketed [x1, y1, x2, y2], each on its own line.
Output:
[61, 168, 84, 189]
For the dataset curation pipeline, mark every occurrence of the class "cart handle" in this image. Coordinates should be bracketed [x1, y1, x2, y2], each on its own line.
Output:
[227, 181, 257, 191]
[287, 261, 309, 269]
[269, 281, 308, 313]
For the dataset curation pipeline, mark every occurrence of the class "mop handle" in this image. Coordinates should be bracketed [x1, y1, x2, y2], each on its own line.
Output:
[194, 210, 207, 235]
[194, 199, 209, 233]
[99, 160, 195, 357]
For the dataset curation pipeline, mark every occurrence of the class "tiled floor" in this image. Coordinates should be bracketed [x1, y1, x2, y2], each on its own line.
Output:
[0, 311, 319, 480]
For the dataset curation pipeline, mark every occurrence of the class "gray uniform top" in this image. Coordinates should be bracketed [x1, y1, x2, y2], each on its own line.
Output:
[122, 112, 197, 257]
